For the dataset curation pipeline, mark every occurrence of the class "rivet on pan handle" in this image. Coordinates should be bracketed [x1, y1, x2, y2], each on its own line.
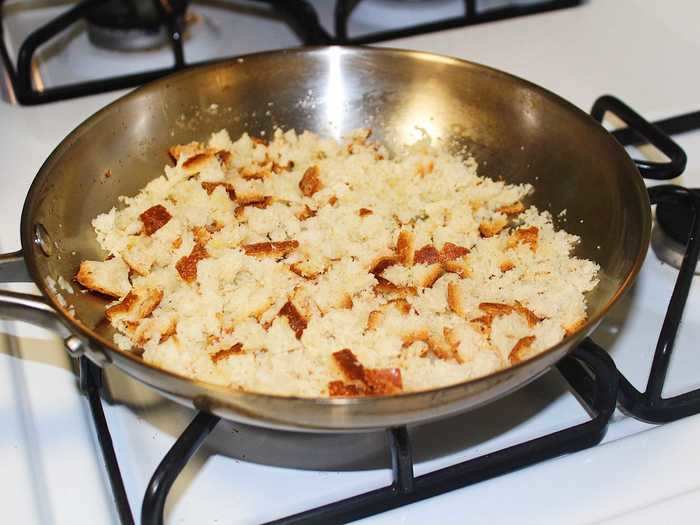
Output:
[591, 95, 687, 180]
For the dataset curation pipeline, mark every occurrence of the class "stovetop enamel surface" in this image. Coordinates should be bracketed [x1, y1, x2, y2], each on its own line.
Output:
[1, 1, 699, 523]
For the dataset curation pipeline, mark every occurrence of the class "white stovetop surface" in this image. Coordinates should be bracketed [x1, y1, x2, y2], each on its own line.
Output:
[1, 0, 700, 523]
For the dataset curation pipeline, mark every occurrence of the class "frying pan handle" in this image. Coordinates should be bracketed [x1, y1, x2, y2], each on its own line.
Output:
[591, 95, 687, 180]
[0, 249, 110, 364]
[0, 289, 70, 336]
[0, 250, 33, 282]
[0, 249, 70, 337]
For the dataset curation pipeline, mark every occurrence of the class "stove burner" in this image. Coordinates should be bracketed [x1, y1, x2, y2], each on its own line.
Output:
[653, 189, 700, 274]
[85, 0, 171, 51]
[1, 0, 581, 104]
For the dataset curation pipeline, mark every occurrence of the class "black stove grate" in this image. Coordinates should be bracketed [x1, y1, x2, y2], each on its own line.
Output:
[143, 343, 618, 525]
[0, 0, 586, 105]
[79, 341, 619, 525]
[334, 0, 583, 44]
[70, 96, 700, 524]
[80, 358, 135, 525]
[592, 96, 700, 423]
[617, 186, 700, 421]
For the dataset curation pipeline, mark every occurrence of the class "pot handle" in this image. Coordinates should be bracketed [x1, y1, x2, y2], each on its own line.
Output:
[0, 250, 70, 336]
[591, 95, 687, 181]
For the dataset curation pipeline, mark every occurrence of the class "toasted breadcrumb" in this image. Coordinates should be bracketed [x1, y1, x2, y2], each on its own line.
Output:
[299, 165, 322, 197]
[498, 201, 525, 215]
[76, 258, 131, 298]
[479, 219, 507, 238]
[80, 128, 599, 397]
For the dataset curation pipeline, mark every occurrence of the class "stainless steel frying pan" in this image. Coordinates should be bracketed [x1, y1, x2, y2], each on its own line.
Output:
[0, 47, 651, 432]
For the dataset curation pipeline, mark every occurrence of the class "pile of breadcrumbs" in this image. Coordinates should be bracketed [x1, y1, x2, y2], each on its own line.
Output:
[76, 128, 599, 397]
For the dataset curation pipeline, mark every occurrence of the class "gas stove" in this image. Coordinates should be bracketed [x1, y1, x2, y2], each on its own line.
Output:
[1, 1, 700, 524]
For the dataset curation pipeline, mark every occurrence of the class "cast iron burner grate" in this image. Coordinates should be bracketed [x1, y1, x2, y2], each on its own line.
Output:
[2, 0, 587, 105]
[333, 0, 584, 44]
[595, 96, 700, 423]
[70, 96, 700, 524]
[85, 342, 617, 525]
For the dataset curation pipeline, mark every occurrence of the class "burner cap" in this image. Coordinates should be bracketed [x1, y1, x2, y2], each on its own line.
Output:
[86, 0, 162, 31]
[652, 188, 699, 274]
[85, 0, 185, 51]
[656, 189, 699, 245]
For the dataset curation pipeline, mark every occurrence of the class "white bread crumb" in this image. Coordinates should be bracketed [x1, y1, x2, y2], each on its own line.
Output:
[80, 128, 599, 397]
